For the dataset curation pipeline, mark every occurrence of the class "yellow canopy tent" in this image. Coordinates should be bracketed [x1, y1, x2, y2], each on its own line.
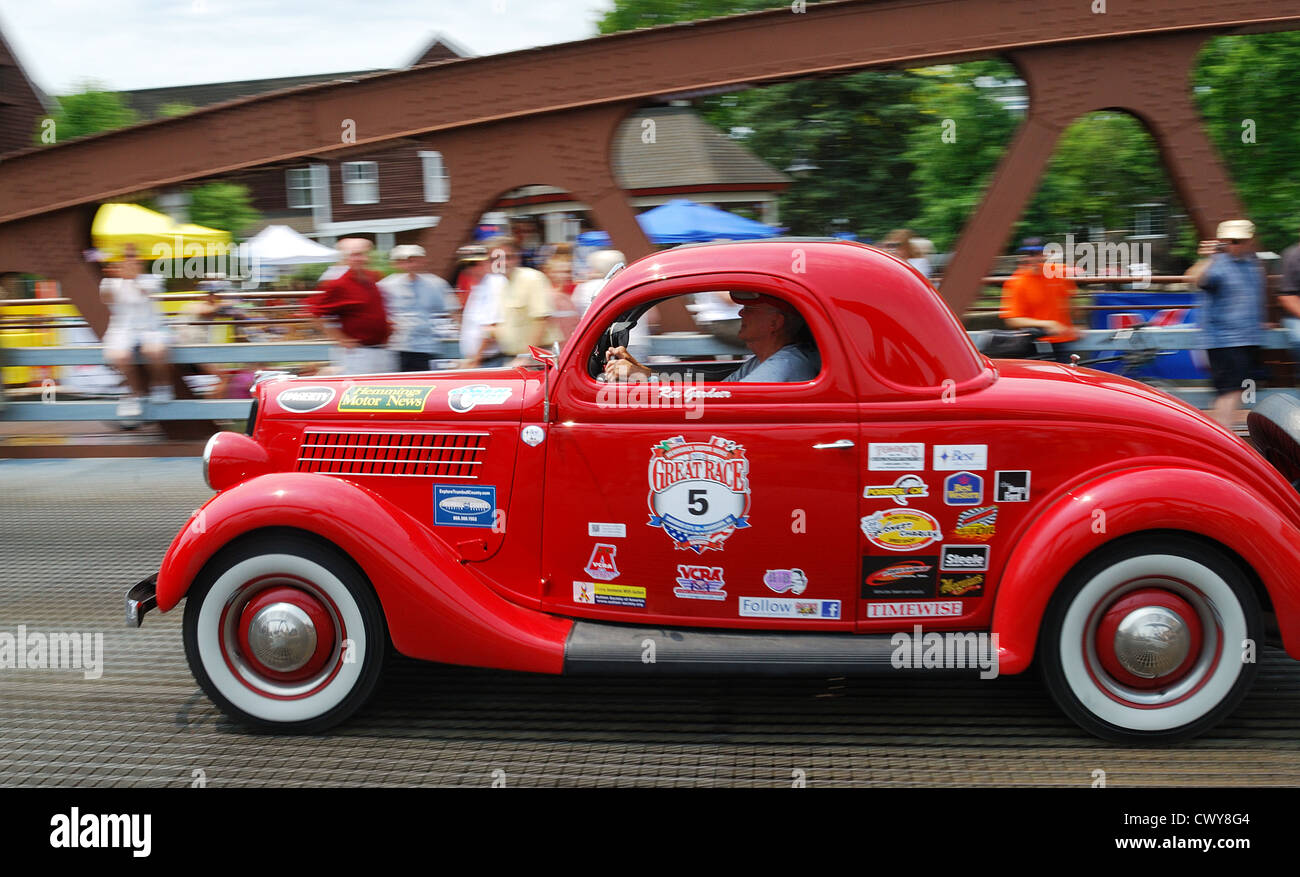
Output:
[91, 203, 232, 262]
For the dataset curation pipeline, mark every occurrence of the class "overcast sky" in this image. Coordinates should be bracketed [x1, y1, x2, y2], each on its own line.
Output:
[1, 0, 614, 94]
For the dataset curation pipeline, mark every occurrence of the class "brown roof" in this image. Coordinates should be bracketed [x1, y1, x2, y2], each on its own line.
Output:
[122, 70, 385, 120]
[0, 26, 52, 156]
[612, 105, 790, 190]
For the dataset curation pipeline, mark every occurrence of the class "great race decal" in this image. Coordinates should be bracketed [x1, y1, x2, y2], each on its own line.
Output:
[859, 509, 942, 551]
[647, 436, 750, 553]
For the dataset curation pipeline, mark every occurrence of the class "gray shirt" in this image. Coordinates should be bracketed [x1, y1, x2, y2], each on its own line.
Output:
[1197, 252, 1264, 348]
[723, 344, 820, 382]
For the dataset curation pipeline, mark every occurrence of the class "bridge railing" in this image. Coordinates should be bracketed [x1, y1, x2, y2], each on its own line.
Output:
[2, 327, 1297, 423]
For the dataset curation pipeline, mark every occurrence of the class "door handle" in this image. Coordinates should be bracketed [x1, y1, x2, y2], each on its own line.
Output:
[813, 439, 855, 449]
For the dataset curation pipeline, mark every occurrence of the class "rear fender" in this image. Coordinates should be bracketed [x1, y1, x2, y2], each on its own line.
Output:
[156, 473, 571, 673]
[992, 466, 1300, 673]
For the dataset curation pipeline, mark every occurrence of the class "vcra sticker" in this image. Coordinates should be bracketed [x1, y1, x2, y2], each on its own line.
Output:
[860, 509, 942, 551]
[584, 544, 620, 582]
[276, 385, 335, 413]
[647, 436, 750, 553]
[674, 564, 727, 601]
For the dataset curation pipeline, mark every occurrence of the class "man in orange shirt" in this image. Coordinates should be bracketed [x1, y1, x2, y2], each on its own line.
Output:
[1000, 236, 1080, 361]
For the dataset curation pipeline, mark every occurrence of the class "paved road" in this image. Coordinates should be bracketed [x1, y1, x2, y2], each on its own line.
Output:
[2, 458, 1299, 787]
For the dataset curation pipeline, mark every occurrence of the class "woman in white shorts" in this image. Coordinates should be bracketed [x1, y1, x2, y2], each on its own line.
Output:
[101, 249, 172, 418]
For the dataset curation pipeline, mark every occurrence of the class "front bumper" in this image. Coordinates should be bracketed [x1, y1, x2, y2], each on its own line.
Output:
[126, 574, 158, 628]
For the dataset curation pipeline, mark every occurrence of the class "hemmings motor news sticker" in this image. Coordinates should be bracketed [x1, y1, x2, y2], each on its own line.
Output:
[433, 485, 496, 527]
[338, 385, 434, 413]
[647, 436, 750, 553]
[584, 544, 620, 581]
[573, 581, 646, 608]
[860, 509, 942, 551]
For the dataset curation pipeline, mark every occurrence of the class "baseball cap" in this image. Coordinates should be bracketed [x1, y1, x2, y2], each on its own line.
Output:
[455, 245, 489, 263]
[1018, 236, 1046, 254]
[729, 290, 799, 315]
[1216, 220, 1255, 240]
[390, 244, 426, 260]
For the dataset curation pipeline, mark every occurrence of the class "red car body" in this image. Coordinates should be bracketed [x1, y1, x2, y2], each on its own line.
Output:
[131, 240, 1300, 742]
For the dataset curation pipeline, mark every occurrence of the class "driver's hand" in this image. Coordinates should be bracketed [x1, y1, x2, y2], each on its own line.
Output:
[604, 346, 649, 381]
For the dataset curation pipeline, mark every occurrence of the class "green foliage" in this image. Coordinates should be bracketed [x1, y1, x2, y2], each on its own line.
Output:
[597, 0, 783, 33]
[1194, 31, 1300, 252]
[187, 182, 260, 241]
[48, 82, 138, 142]
[157, 102, 197, 118]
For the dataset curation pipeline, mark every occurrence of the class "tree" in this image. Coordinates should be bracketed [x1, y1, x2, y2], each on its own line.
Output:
[597, 0, 780, 33]
[157, 102, 197, 118]
[187, 182, 260, 240]
[46, 82, 138, 142]
[1194, 31, 1300, 252]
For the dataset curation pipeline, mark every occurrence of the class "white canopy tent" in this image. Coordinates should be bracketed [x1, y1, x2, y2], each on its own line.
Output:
[244, 225, 339, 284]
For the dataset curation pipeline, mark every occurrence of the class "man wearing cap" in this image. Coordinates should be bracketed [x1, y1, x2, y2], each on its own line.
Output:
[379, 244, 459, 372]
[999, 236, 1080, 361]
[1187, 219, 1265, 429]
[604, 291, 818, 383]
[309, 238, 395, 375]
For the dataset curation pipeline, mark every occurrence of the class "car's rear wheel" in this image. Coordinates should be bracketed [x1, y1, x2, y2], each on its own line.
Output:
[183, 533, 386, 733]
[1039, 536, 1260, 744]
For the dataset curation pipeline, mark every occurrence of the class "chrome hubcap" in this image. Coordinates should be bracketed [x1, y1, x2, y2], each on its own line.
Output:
[246, 602, 318, 673]
[1113, 606, 1191, 679]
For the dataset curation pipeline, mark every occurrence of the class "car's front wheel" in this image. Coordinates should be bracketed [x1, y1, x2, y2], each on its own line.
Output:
[183, 533, 386, 733]
[1039, 535, 1261, 744]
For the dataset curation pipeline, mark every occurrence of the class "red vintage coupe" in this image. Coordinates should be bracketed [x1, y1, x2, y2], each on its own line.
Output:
[127, 240, 1300, 743]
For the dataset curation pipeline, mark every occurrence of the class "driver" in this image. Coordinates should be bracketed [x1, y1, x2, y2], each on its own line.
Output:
[604, 291, 818, 383]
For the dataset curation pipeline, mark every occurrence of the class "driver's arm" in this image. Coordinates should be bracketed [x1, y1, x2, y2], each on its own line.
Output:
[604, 345, 651, 381]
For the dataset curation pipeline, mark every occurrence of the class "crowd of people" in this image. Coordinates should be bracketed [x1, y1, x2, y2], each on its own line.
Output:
[91, 216, 1300, 428]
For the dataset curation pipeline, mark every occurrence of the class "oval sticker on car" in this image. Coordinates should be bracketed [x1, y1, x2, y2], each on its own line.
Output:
[438, 495, 492, 514]
[276, 386, 336, 413]
[860, 509, 942, 551]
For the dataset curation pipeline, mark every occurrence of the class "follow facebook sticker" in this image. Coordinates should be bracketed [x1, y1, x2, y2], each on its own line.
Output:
[433, 485, 497, 528]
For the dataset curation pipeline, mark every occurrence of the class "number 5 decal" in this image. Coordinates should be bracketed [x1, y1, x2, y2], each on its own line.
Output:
[688, 489, 710, 516]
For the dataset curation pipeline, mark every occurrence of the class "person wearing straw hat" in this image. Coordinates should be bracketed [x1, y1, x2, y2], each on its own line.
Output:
[1186, 219, 1265, 429]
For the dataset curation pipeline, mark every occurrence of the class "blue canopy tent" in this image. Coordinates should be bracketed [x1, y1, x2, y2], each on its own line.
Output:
[575, 199, 783, 247]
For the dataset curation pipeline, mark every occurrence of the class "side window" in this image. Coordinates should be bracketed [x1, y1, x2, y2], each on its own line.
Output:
[590, 291, 821, 384]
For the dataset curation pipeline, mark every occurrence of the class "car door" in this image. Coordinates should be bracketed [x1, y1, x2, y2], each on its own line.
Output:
[541, 272, 861, 630]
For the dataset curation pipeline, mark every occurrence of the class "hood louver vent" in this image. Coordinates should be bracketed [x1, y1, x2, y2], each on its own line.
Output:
[296, 431, 488, 478]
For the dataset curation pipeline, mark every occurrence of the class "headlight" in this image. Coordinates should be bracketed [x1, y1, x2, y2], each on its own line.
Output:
[203, 431, 271, 492]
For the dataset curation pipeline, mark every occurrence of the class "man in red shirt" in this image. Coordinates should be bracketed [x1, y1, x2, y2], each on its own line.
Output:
[999, 236, 1080, 361]
[309, 238, 396, 374]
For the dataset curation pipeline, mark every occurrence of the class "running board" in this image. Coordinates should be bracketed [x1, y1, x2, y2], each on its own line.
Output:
[564, 621, 993, 675]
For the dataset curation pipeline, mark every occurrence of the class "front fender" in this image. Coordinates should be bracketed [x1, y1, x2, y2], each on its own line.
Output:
[992, 466, 1300, 674]
[157, 473, 571, 674]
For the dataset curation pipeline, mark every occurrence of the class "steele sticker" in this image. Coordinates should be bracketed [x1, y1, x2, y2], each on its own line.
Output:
[584, 543, 620, 581]
[864, 474, 929, 506]
[865, 601, 963, 619]
[433, 484, 496, 527]
[860, 509, 942, 551]
[647, 435, 751, 553]
[940, 544, 989, 572]
[738, 596, 841, 620]
[573, 581, 646, 608]
[338, 384, 434, 413]
[867, 443, 925, 471]
[933, 444, 988, 471]
[862, 555, 937, 599]
[674, 564, 727, 601]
